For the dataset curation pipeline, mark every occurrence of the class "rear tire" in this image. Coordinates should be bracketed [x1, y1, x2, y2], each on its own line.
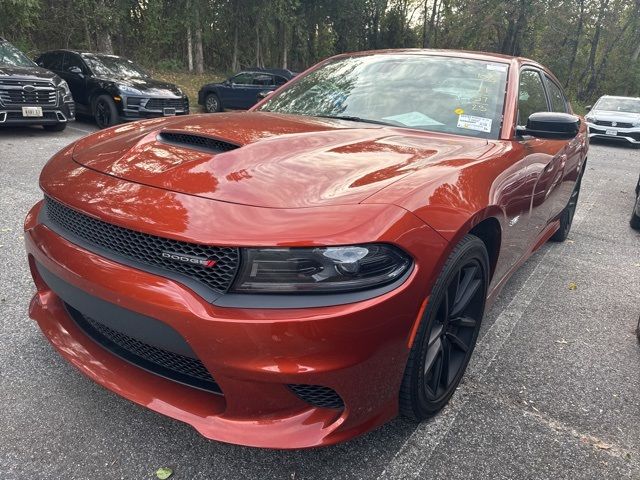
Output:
[43, 122, 66, 132]
[399, 235, 489, 420]
[93, 94, 118, 129]
[631, 197, 640, 230]
[205, 93, 221, 113]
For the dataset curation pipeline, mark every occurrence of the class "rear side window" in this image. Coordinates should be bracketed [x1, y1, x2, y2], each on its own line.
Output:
[40, 52, 65, 71]
[545, 76, 568, 113]
[64, 53, 86, 73]
[518, 70, 548, 126]
[274, 75, 288, 86]
[253, 74, 274, 86]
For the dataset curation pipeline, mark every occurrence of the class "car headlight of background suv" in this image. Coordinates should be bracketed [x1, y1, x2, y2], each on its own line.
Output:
[585, 115, 595, 123]
[231, 244, 413, 293]
[54, 78, 73, 102]
[118, 84, 144, 95]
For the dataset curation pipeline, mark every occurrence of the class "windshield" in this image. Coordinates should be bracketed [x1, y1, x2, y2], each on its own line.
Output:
[0, 41, 36, 68]
[81, 54, 148, 78]
[258, 54, 509, 139]
[595, 97, 640, 114]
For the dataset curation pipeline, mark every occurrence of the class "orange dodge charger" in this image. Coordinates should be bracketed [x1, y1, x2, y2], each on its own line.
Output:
[24, 50, 588, 448]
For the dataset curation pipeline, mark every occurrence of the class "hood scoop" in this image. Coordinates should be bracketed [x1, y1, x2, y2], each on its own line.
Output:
[158, 131, 240, 154]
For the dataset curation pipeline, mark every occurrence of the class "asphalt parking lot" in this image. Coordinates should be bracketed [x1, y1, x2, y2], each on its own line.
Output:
[1, 121, 639, 480]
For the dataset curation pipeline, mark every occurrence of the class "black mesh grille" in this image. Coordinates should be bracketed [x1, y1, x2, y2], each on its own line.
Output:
[44, 197, 240, 295]
[144, 98, 186, 110]
[594, 120, 634, 128]
[158, 132, 239, 153]
[66, 304, 221, 393]
[289, 384, 344, 409]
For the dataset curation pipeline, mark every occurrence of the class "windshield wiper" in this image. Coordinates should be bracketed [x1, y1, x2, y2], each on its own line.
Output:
[314, 114, 397, 127]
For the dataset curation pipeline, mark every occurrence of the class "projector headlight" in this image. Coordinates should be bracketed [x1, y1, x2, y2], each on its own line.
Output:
[231, 244, 412, 293]
[118, 84, 144, 95]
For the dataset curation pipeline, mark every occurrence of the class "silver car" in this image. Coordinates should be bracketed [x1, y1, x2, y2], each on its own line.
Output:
[585, 95, 640, 146]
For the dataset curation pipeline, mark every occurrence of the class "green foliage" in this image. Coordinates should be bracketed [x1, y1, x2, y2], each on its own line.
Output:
[2, 0, 639, 104]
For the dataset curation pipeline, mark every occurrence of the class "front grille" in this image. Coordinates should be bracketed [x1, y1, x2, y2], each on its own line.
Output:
[144, 97, 185, 111]
[0, 80, 57, 106]
[66, 304, 221, 393]
[158, 132, 239, 153]
[594, 120, 634, 128]
[590, 127, 640, 141]
[44, 197, 240, 295]
[289, 384, 344, 409]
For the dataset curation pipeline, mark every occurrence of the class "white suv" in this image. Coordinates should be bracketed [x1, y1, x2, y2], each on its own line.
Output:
[585, 95, 640, 146]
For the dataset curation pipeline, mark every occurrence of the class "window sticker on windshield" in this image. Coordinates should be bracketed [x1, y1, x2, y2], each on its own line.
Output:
[382, 111, 444, 127]
[487, 64, 508, 72]
[457, 114, 493, 133]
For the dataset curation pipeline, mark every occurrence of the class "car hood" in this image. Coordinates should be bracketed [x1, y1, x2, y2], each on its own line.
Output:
[71, 112, 490, 209]
[98, 76, 183, 96]
[590, 110, 640, 123]
[0, 64, 58, 82]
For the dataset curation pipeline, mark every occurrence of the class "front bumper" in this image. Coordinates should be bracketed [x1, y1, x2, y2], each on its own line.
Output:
[118, 94, 189, 121]
[0, 100, 75, 126]
[25, 193, 444, 448]
[587, 123, 640, 144]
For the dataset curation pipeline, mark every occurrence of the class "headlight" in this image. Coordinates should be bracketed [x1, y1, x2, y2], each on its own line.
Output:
[118, 84, 143, 95]
[585, 115, 595, 123]
[231, 244, 412, 293]
[54, 78, 73, 102]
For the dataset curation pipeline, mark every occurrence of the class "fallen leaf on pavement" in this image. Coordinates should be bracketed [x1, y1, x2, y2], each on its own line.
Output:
[568, 282, 577, 290]
[156, 467, 173, 479]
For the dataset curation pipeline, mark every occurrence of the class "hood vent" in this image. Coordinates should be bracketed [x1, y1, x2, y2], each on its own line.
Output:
[158, 131, 240, 153]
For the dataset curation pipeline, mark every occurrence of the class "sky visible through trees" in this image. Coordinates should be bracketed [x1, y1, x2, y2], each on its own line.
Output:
[2, 0, 639, 105]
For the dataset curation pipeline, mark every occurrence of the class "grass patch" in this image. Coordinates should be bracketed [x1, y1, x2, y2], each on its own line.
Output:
[150, 70, 227, 112]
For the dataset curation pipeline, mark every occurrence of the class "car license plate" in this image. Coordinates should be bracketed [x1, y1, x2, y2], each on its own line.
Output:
[22, 106, 43, 117]
[605, 129, 617, 136]
[163, 107, 176, 116]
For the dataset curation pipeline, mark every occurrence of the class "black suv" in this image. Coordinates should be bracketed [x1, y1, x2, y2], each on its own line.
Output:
[36, 50, 189, 129]
[0, 38, 74, 131]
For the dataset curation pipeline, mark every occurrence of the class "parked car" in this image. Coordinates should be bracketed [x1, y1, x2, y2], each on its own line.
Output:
[631, 175, 640, 230]
[0, 37, 74, 131]
[198, 68, 295, 112]
[585, 95, 640, 146]
[24, 50, 587, 448]
[35, 50, 189, 128]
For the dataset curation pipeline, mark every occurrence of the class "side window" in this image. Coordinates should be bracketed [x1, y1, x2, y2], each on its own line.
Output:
[44, 52, 65, 71]
[274, 75, 288, 86]
[65, 53, 85, 73]
[545, 76, 568, 113]
[231, 73, 253, 85]
[253, 74, 274, 86]
[517, 70, 548, 126]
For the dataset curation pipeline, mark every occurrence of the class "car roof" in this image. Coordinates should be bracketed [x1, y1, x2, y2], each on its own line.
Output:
[40, 49, 125, 59]
[598, 95, 640, 100]
[239, 68, 296, 78]
[328, 48, 544, 69]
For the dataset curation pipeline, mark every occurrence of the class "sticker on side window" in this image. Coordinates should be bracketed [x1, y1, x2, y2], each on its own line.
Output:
[457, 114, 493, 133]
[487, 64, 508, 72]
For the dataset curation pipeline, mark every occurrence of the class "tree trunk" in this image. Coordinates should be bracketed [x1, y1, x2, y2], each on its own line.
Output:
[187, 26, 194, 72]
[195, 25, 204, 74]
[255, 22, 261, 68]
[231, 23, 239, 71]
[96, 32, 113, 54]
[422, 0, 428, 48]
[577, 0, 608, 99]
[282, 24, 288, 69]
[565, 0, 585, 88]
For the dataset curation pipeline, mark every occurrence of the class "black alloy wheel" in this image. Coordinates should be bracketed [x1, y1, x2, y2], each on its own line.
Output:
[205, 93, 221, 113]
[93, 94, 118, 129]
[400, 234, 488, 419]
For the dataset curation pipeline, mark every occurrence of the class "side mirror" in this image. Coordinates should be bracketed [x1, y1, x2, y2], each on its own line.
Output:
[585, 105, 592, 112]
[223, 80, 231, 86]
[521, 112, 580, 140]
[68, 66, 83, 76]
[257, 90, 272, 100]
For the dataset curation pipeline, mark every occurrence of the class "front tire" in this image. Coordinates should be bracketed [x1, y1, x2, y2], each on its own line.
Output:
[631, 196, 640, 230]
[93, 94, 118, 129]
[43, 122, 67, 132]
[205, 93, 221, 113]
[550, 171, 583, 242]
[399, 234, 489, 420]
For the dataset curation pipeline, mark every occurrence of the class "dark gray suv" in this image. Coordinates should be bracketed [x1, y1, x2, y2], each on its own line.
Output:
[0, 38, 75, 131]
